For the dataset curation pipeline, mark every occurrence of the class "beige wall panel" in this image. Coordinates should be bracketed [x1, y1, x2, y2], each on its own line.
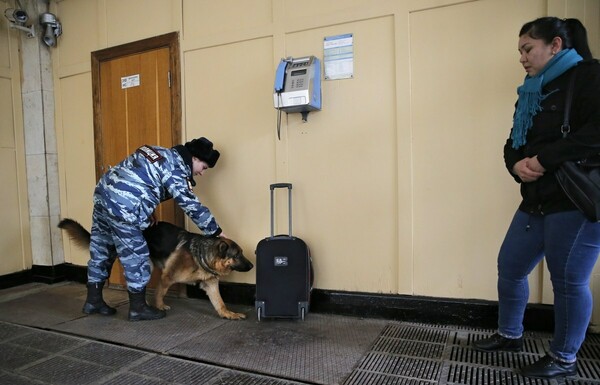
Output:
[104, 0, 175, 47]
[55, 0, 98, 69]
[566, 0, 600, 59]
[284, 0, 375, 20]
[183, 0, 272, 42]
[184, 37, 275, 283]
[0, 1, 31, 276]
[587, 1, 600, 58]
[550, 0, 586, 19]
[0, 42, 8, 71]
[59, 73, 96, 265]
[410, 0, 545, 300]
[548, 0, 600, 57]
[0, 148, 28, 274]
[0, 3, 10, 70]
[0, 77, 15, 147]
[284, 17, 397, 292]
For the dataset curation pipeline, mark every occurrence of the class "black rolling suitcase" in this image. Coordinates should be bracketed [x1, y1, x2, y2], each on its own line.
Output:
[255, 183, 313, 321]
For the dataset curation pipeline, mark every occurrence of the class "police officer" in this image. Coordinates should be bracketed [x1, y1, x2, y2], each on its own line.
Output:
[83, 137, 223, 321]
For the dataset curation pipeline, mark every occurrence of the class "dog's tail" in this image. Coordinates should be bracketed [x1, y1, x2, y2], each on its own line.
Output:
[58, 218, 91, 249]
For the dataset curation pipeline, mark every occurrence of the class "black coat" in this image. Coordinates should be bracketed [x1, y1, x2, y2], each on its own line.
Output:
[504, 59, 600, 215]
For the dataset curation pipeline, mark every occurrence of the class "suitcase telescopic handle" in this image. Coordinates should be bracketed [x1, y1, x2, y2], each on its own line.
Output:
[270, 183, 292, 190]
[270, 183, 292, 237]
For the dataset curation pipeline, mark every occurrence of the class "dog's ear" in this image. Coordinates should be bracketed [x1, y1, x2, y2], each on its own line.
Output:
[218, 239, 229, 255]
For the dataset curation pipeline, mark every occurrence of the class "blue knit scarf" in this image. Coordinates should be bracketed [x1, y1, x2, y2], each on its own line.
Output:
[511, 48, 582, 149]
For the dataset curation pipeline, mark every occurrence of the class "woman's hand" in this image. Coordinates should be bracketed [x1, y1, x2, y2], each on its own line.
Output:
[526, 155, 546, 173]
[513, 156, 545, 182]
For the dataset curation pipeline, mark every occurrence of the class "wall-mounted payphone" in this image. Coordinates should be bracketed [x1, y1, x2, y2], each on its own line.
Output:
[273, 56, 321, 119]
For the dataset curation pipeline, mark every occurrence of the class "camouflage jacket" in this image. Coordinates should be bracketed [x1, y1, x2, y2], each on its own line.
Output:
[93, 144, 221, 235]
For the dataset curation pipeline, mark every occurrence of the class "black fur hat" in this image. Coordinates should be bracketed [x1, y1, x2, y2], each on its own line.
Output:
[184, 137, 220, 168]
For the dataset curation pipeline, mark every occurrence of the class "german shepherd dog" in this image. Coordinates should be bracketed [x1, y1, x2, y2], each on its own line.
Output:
[58, 219, 253, 320]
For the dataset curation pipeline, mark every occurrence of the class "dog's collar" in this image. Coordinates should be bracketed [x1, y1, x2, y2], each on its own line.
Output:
[187, 236, 220, 277]
[198, 253, 219, 277]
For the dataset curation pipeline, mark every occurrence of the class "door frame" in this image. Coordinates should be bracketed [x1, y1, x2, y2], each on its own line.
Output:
[90, 32, 183, 226]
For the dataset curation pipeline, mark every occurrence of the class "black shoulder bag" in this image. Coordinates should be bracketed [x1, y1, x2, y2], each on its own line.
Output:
[555, 68, 600, 222]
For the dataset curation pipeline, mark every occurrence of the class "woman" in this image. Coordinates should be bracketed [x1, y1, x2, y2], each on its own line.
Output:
[472, 17, 600, 379]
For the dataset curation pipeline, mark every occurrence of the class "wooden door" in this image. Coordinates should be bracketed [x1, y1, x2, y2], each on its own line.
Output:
[92, 33, 182, 288]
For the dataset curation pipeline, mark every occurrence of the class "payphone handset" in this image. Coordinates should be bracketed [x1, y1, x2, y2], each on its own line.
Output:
[273, 56, 321, 113]
[274, 59, 288, 93]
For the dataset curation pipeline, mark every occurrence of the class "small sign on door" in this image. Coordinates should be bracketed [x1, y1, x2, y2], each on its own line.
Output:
[121, 74, 140, 89]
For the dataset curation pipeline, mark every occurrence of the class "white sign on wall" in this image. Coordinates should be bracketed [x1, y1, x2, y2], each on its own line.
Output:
[323, 33, 354, 80]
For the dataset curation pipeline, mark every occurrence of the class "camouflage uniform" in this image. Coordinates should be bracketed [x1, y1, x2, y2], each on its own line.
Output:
[87, 144, 221, 292]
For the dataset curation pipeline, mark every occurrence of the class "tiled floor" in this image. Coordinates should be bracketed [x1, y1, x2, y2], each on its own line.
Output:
[0, 282, 599, 385]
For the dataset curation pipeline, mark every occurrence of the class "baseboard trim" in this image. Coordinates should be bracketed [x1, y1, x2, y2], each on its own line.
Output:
[0, 264, 554, 332]
[31, 264, 68, 284]
[185, 280, 554, 332]
[0, 270, 33, 290]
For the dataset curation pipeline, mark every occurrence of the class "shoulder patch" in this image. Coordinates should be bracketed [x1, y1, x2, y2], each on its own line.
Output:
[136, 145, 164, 163]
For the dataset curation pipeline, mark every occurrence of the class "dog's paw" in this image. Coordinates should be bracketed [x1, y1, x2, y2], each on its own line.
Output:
[220, 310, 246, 320]
[156, 303, 171, 311]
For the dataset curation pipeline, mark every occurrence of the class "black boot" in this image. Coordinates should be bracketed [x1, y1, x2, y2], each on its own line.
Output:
[520, 354, 577, 378]
[82, 282, 117, 315]
[472, 333, 523, 352]
[128, 289, 166, 321]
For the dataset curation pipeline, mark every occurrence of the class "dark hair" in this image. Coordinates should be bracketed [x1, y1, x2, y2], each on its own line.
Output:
[519, 17, 593, 60]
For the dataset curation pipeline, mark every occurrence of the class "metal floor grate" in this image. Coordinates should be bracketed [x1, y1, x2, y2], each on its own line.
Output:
[343, 322, 600, 385]
[445, 364, 548, 385]
[380, 324, 450, 344]
[353, 352, 442, 380]
[373, 337, 445, 359]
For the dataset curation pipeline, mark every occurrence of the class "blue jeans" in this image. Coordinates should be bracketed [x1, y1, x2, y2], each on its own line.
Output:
[497, 209, 600, 362]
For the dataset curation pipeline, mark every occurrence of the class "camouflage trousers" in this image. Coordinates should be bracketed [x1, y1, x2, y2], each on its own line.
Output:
[88, 202, 152, 293]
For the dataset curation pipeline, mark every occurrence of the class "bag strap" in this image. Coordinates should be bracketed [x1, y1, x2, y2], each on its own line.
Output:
[560, 65, 600, 150]
[561, 67, 577, 138]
